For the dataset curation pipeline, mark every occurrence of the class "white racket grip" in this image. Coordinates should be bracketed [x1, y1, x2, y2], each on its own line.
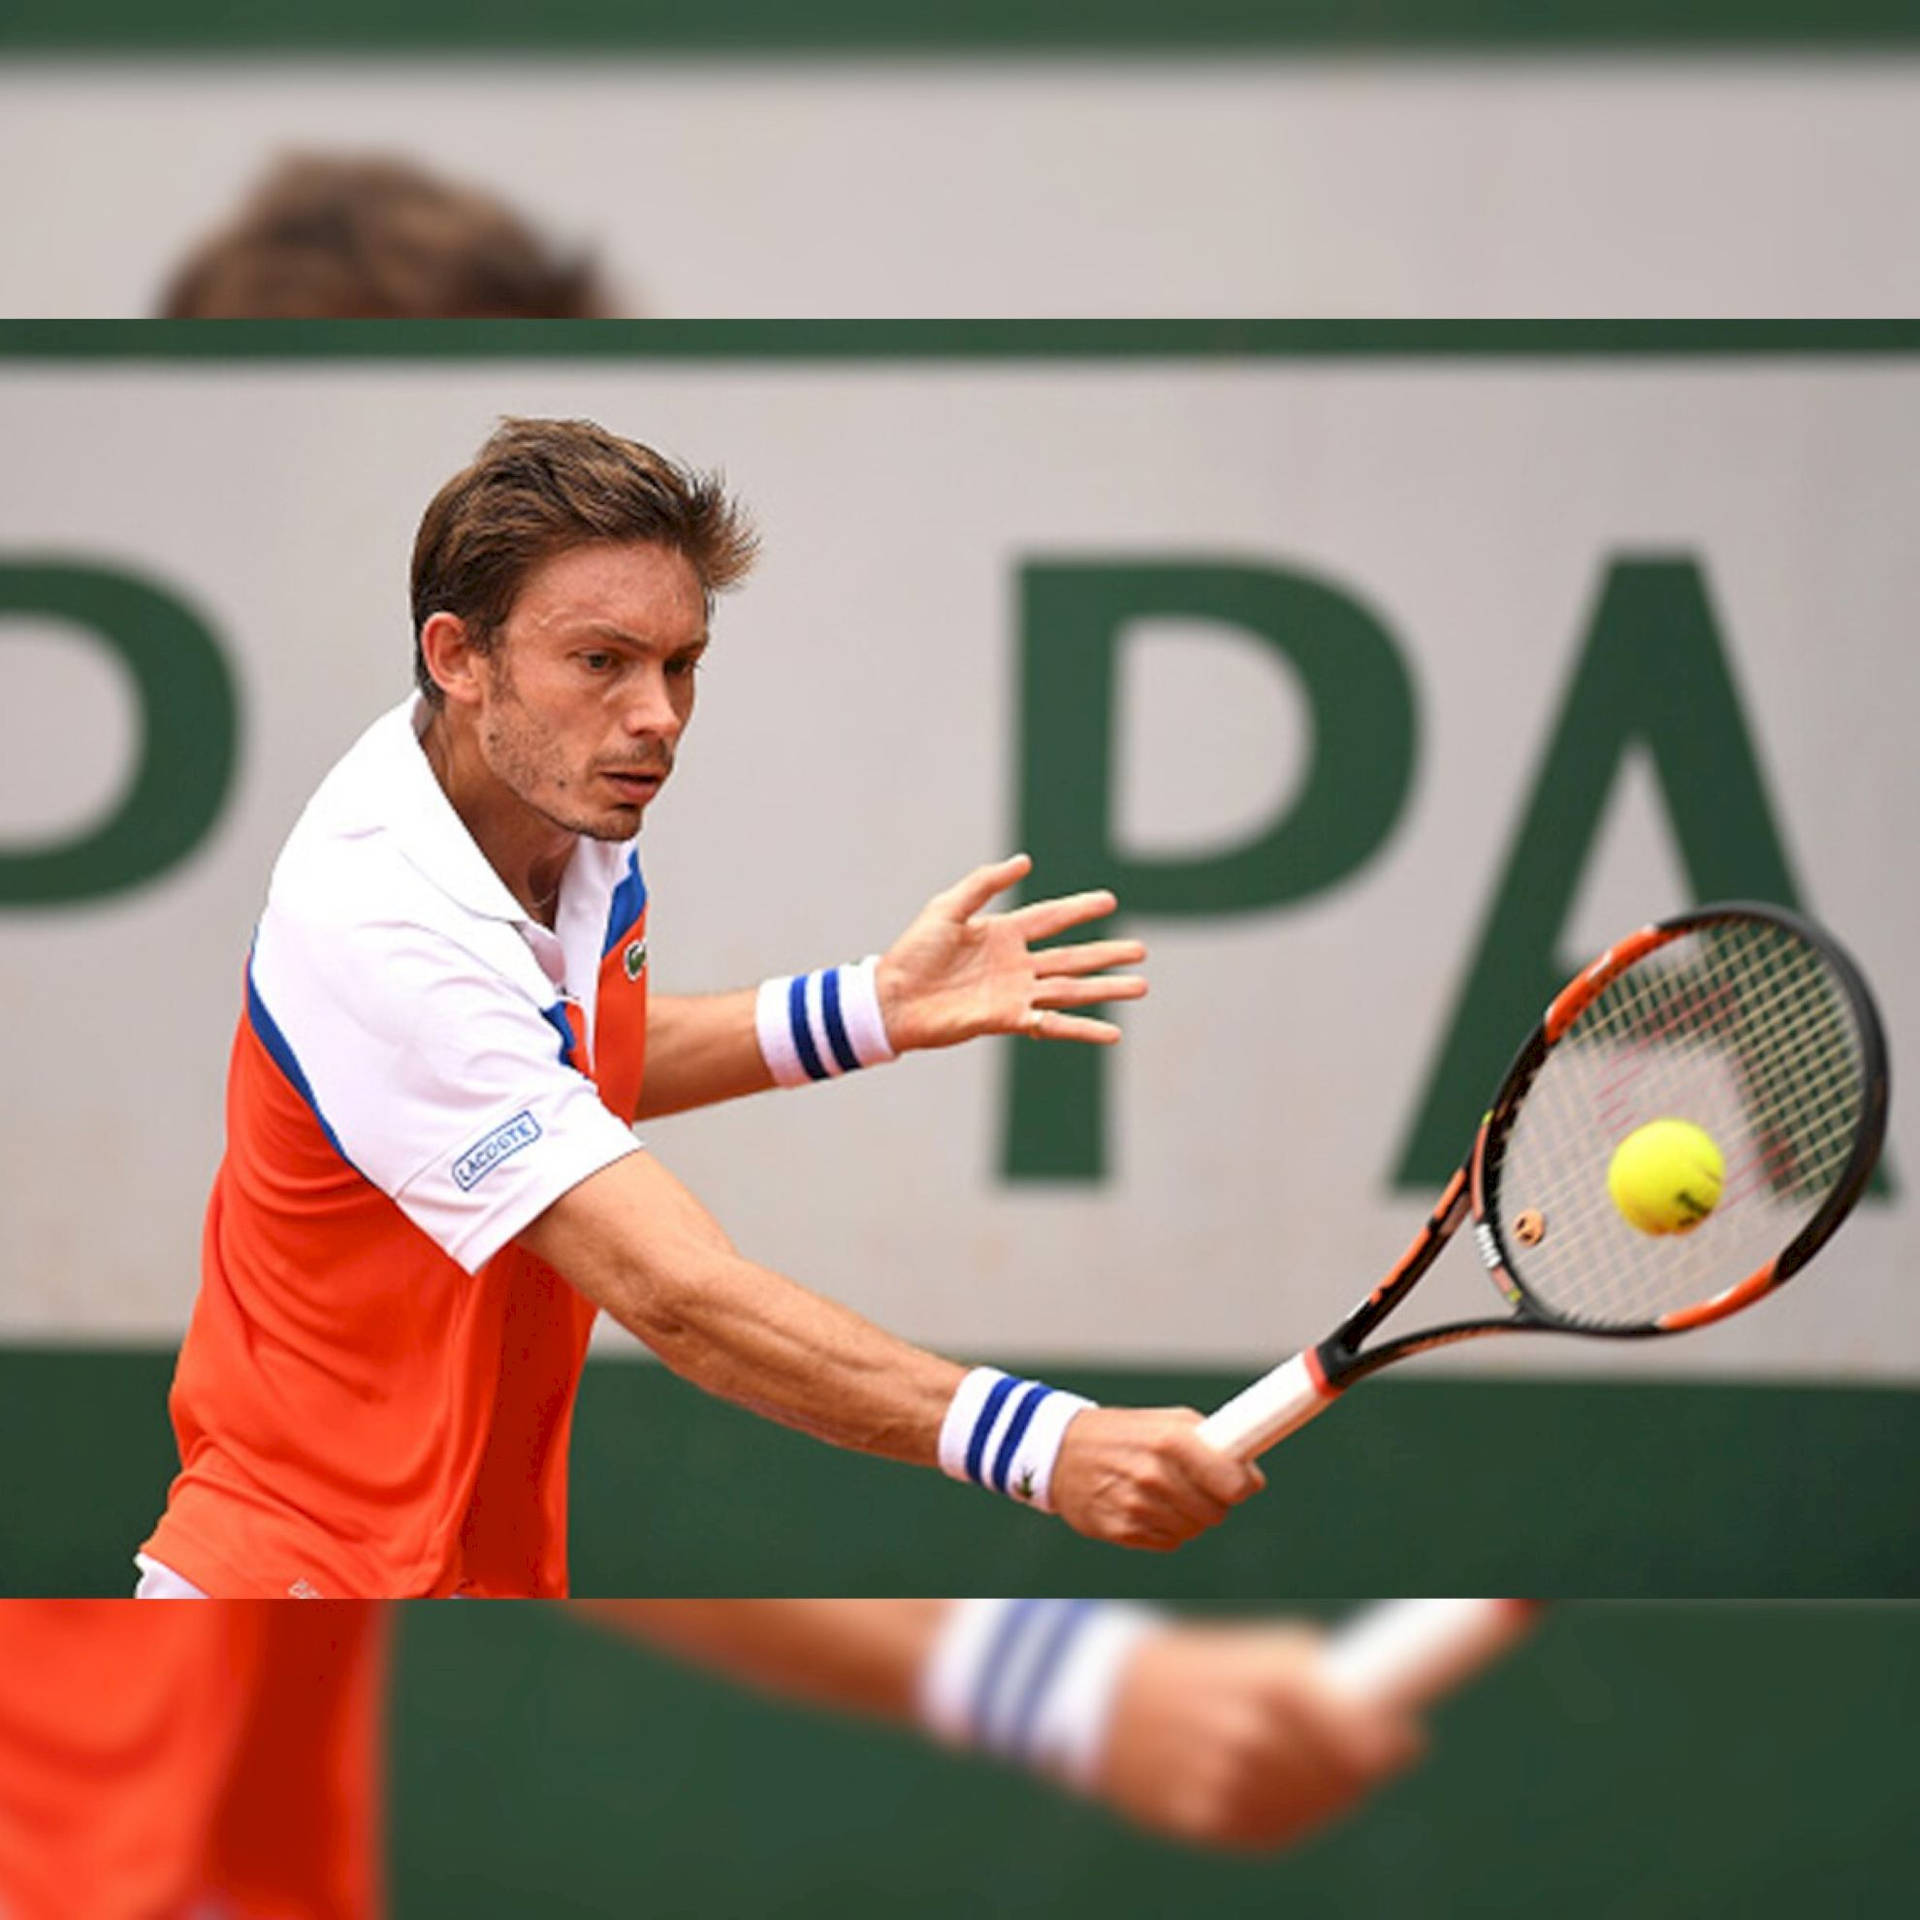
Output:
[1194, 1351, 1336, 1460]
[1319, 1599, 1541, 1713]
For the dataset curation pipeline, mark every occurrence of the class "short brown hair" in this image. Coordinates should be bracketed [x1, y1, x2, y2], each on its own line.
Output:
[410, 418, 757, 704]
[158, 153, 612, 320]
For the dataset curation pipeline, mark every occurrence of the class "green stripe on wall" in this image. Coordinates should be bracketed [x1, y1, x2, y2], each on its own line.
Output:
[8, 1, 1920, 55]
[3, 1350, 1914, 1596]
[9, 319, 1920, 362]
[389, 1603, 1919, 1919]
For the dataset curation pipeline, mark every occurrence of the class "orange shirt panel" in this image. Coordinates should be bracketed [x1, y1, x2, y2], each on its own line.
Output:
[150, 1018, 515, 1599]
[148, 896, 648, 1600]
[0, 1603, 388, 1920]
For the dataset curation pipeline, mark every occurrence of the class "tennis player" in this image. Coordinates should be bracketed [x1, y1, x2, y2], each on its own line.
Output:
[0, 1600, 1421, 1916]
[136, 417, 1263, 1599]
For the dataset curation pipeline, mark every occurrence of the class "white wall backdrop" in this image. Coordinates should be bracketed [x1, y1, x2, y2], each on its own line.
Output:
[1, 347, 1913, 1383]
[3, 59, 1920, 316]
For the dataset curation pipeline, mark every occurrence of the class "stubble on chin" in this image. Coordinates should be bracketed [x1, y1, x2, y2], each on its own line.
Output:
[482, 694, 662, 842]
[574, 804, 646, 843]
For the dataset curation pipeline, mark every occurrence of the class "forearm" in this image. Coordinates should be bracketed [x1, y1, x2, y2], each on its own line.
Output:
[522, 1153, 1258, 1546]
[575, 1600, 1426, 1854]
[521, 1153, 961, 1463]
[636, 990, 772, 1118]
[639, 1246, 963, 1461]
[576, 1601, 949, 1724]
[638, 958, 896, 1117]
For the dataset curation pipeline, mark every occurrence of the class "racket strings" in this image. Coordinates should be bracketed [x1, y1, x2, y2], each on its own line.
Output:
[1494, 921, 1869, 1329]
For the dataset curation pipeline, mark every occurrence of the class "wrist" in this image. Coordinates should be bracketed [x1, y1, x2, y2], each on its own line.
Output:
[918, 1598, 1166, 1790]
[937, 1366, 1094, 1513]
[755, 957, 897, 1086]
[872, 951, 908, 1053]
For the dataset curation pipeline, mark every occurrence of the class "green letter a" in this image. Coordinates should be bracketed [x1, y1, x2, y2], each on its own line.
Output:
[1395, 555, 1892, 1197]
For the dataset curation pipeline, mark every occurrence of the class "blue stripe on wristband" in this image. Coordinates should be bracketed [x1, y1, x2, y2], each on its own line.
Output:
[938, 1367, 1093, 1514]
[965, 1373, 1023, 1486]
[788, 973, 828, 1081]
[819, 966, 860, 1074]
[919, 1597, 1167, 1791]
[1008, 1602, 1095, 1761]
[989, 1382, 1051, 1494]
[758, 962, 895, 1087]
[971, 1597, 1043, 1745]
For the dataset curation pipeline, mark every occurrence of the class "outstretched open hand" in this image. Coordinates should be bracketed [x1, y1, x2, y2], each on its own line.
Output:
[874, 853, 1147, 1054]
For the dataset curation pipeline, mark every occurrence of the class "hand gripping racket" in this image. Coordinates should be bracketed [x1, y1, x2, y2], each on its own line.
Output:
[1199, 902, 1889, 1460]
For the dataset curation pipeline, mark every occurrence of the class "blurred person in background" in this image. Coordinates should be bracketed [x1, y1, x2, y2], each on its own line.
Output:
[0, 1599, 1422, 1917]
[158, 152, 616, 320]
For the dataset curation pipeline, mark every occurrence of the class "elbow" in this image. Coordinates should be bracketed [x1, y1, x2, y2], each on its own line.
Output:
[597, 1254, 718, 1371]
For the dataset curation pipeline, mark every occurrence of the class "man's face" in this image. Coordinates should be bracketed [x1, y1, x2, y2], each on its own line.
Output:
[475, 540, 708, 841]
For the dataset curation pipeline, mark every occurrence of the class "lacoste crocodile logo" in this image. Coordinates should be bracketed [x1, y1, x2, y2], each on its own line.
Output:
[624, 938, 648, 981]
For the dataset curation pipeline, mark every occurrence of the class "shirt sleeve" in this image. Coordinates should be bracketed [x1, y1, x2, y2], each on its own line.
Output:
[248, 888, 643, 1274]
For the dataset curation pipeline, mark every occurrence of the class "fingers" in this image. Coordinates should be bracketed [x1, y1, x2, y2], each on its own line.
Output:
[1095, 1621, 1430, 1854]
[1024, 968, 1149, 1045]
[1120, 1431, 1265, 1550]
[1005, 888, 1119, 943]
[1027, 1011, 1125, 1046]
[934, 852, 1033, 921]
[1171, 1424, 1268, 1507]
[1320, 1685, 1428, 1781]
[1032, 937, 1146, 979]
[1053, 1409, 1266, 1552]
[1199, 1650, 1421, 1848]
[1031, 974, 1148, 1010]
[930, 860, 1134, 949]
[1286, 1668, 1429, 1791]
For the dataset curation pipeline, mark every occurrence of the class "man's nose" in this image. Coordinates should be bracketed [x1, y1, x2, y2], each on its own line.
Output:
[624, 669, 680, 737]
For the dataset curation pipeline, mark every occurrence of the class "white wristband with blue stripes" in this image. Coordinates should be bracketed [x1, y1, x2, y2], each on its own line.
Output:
[937, 1366, 1094, 1513]
[919, 1597, 1166, 1790]
[756, 956, 897, 1086]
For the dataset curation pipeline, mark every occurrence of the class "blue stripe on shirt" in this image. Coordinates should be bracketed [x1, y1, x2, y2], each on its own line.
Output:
[601, 849, 649, 957]
[541, 1002, 582, 1071]
[245, 957, 362, 1174]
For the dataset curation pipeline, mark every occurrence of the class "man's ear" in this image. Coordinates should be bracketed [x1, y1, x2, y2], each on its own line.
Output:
[419, 610, 488, 708]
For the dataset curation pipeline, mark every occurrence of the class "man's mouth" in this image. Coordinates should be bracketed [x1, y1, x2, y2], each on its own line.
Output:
[602, 769, 666, 801]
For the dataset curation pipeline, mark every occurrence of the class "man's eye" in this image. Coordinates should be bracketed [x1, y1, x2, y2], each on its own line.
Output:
[667, 656, 703, 679]
[580, 651, 616, 672]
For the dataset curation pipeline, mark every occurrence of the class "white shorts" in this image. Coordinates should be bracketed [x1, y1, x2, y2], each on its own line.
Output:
[133, 1552, 210, 1599]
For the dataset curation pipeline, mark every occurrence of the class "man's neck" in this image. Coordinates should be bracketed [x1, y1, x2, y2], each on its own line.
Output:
[419, 711, 574, 926]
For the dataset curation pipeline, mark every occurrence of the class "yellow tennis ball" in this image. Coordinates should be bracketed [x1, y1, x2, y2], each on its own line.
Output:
[1607, 1119, 1725, 1235]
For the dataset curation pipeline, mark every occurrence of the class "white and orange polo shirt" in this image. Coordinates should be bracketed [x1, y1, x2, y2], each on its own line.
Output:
[143, 697, 651, 1598]
[0, 1601, 390, 1919]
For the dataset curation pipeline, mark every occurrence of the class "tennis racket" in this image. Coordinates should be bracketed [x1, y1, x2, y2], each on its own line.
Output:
[1199, 901, 1889, 1460]
[1319, 1598, 1542, 1711]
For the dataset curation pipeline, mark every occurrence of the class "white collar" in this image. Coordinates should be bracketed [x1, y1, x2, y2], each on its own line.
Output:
[363, 696, 550, 926]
